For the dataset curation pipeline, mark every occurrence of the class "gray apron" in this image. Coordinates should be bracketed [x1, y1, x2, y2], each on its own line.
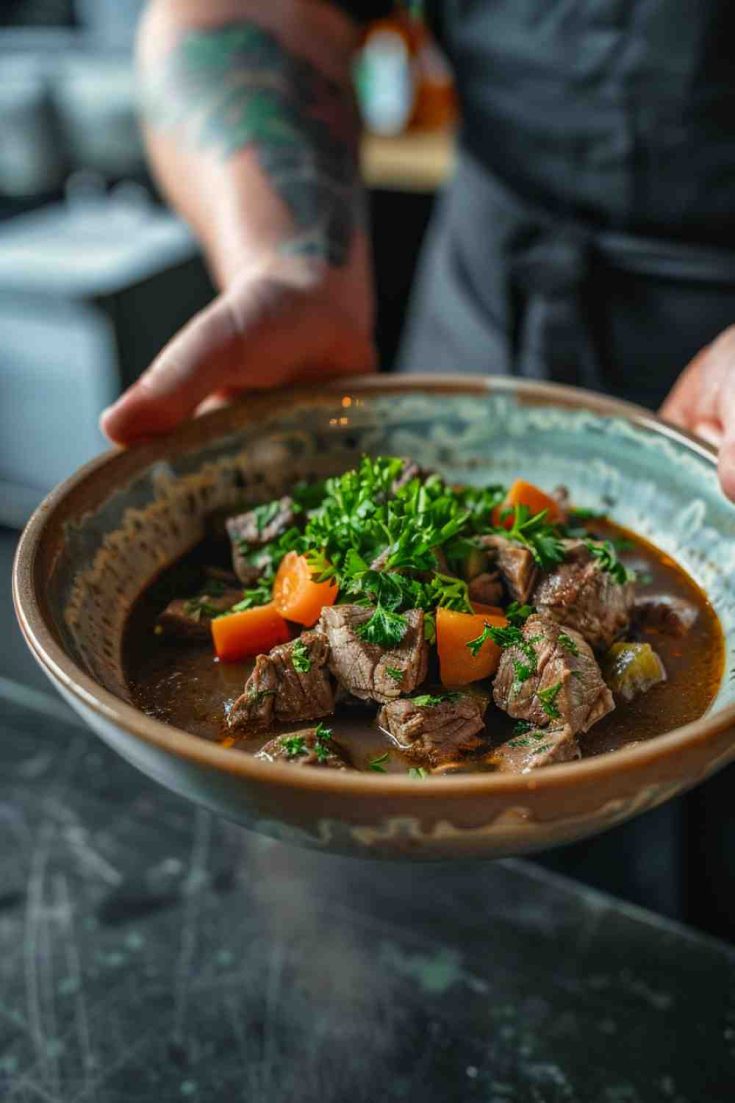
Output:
[394, 0, 735, 936]
[399, 149, 735, 409]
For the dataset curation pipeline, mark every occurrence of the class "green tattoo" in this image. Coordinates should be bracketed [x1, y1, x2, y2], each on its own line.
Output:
[143, 22, 360, 266]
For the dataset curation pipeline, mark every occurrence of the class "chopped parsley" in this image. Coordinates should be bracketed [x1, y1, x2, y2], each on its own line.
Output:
[357, 606, 408, 649]
[506, 601, 534, 626]
[368, 752, 390, 773]
[227, 582, 272, 614]
[291, 638, 312, 673]
[385, 666, 404, 683]
[282, 734, 306, 758]
[183, 596, 223, 622]
[466, 623, 495, 658]
[498, 504, 566, 569]
[412, 692, 462, 708]
[252, 500, 282, 534]
[408, 767, 429, 780]
[558, 632, 579, 656]
[313, 722, 333, 763]
[248, 688, 276, 706]
[584, 539, 635, 585]
[513, 719, 534, 737]
[537, 681, 562, 720]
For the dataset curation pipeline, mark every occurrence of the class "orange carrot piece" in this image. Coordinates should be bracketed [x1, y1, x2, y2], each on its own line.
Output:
[436, 606, 509, 686]
[211, 602, 290, 663]
[493, 478, 564, 528]
[272, 551, 338, 627]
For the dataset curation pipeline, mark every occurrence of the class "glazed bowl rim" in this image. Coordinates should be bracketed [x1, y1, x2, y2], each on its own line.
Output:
[13, 374, 735, 797]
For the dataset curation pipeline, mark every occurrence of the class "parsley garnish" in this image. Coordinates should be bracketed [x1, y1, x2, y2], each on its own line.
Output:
[506, 601, 534, 626]
[227, 582, 272, 614]
[368, 752, 390, 772]
[466, 623, 497, 658]
[537, 681, 562, 719]
[282, 735, 306, 758]
[412, 692, 461, 707]
[252, 500, 281, 534]
[408, 767, 429, 780]
[385, 666, 404, 682]
[357, 606, 408, 649]
[291, 638, 312, 673]
[248, 688, 276, 706]
[498, 505, 566, 569]
[313, 722, 333, 763]
[513, 719, 534, 737]
[183, 597, 223, 622]
[486, 624, 525, 649]
[558, 632, 579, 656]
[584, 539, 635, 585]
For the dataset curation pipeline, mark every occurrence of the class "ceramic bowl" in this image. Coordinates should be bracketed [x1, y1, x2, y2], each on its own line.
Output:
[13, 376, 735, 859]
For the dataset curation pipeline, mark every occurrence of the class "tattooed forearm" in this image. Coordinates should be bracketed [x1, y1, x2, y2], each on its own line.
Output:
[142, 22, 361, 266]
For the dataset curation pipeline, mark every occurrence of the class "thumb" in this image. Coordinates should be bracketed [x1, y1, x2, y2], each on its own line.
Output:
[100, 295, 247, 445]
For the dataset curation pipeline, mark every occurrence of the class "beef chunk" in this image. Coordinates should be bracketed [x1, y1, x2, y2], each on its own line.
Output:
[533, 540, 634, 651]
[156, 587, 242, 642]
[491, 724, 580, 773]
[493, 615, 614, 735]
[379, 692, 488, 767]
[481, 535, 538, 603]
[226, 496, 296, 584]
[229, 631, 334, 730]
[634, 595, 698, 637]
[318, 605, 428, 703]
[256, 727, 351, 770]
[228, 653, 278, 729]
[468, 571, 504, 607]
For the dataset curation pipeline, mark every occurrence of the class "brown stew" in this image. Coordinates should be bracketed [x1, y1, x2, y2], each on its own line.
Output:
[124, 460, 724, 777]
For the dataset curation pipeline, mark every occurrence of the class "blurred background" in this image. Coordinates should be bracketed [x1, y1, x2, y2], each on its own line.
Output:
[0, 0, 455, 528]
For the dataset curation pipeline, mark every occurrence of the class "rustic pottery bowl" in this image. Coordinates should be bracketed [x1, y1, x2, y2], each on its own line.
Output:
[13, 377, 735, 859]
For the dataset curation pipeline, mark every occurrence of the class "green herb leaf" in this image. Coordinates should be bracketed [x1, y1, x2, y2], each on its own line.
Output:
[281, 734, 306, 758]
[466, 624, 494, 658]
[357, 606, 408, 649]
[291, 638, 312, 673]
[408, 767, 429, 780]
[385, 666, 404, 683]
[505, 601, 534, 626]
[227, 582, 272, 614]
[497, 504, 566, 569]
[584, 539, 635, 585]
[313, 721, 334, 763]
[368, 752, 390, 772]
[537, 681, 562, 719]
[411, 692, 462, 707]
[558, 632, 579, 656]
[252, 500, 281, 534]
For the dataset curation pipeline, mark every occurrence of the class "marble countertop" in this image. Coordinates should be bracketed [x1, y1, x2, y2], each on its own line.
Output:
[1, 681, 733, 1102]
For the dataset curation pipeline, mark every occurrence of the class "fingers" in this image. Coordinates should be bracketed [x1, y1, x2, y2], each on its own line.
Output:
[101, 296, 245, 444]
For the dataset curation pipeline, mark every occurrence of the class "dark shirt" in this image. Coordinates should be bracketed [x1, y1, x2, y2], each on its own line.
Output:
[335, 1, 735, 246]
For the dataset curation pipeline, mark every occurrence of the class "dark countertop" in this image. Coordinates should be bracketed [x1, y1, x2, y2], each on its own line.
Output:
[1, 680, 734, 1103]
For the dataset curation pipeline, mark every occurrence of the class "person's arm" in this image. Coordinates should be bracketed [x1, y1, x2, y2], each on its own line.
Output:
[102, 0, 375, 444]
[661, 331, 735, 501]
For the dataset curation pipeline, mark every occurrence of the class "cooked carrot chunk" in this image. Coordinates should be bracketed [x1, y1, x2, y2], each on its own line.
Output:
[437, 605, 508, 686]
[272, 552, 338, 627]
[493, 479, 564, 528]
[211, 602, 290, 662]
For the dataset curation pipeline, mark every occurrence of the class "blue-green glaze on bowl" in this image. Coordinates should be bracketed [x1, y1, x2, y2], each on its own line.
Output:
[13, 377, 735, 860]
